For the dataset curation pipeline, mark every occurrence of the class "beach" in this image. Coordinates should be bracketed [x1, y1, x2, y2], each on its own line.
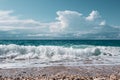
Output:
[0, 40, 120, 80]
[0, 0, 120, 79]
[0, 65, 120, 80]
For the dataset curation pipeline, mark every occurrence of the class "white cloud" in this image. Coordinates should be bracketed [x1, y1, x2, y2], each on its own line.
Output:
[0, 10, 45, 31]
[0, 10, 104, 33]
[49, 10, 82, 32]
[0, 10, 13, 17]
[86, 10, 101, 21]
[99, 20, 106, 26]
[49, 10, 104, 33]
[0, 10, 119, 39]
[27, 33, 58, 37]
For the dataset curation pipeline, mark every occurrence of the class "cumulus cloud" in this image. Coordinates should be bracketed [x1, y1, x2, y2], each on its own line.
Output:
[0, 10, 119, 39]
[49, 10, 82, 32]
[86, 10, 101, 21]
[49, 10, 106, 33]
[50, 10, 96, 33]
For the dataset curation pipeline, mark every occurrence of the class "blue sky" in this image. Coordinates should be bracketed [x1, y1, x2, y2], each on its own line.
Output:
[0, 0, 120, 39]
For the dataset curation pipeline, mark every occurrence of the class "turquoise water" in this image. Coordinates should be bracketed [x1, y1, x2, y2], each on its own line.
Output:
[0, 40, 120, 47]
[0, 40, 120, 68]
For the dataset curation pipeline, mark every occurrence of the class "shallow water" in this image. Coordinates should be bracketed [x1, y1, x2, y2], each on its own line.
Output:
[0, 40, 120, 68]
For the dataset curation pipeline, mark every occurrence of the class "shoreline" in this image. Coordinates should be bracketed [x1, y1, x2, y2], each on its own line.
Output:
[0, 65, 120, 80]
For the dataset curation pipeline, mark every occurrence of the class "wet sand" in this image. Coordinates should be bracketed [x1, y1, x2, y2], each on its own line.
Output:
[0, 65, 120, 80]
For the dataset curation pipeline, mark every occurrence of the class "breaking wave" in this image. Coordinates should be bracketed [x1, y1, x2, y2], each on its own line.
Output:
[0, 44, 120, 62]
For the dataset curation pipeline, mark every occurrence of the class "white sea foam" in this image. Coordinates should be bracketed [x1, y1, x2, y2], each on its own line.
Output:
[0, 44, 120, 68]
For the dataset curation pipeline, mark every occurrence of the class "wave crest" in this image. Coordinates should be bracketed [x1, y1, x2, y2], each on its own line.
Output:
[0, 44, 120, 62]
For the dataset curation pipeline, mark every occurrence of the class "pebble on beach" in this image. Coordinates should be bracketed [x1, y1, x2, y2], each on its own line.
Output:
[0, 66, 120, 80]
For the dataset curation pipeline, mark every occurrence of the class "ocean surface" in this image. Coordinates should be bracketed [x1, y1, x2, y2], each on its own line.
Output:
[0, 40, 120, 68]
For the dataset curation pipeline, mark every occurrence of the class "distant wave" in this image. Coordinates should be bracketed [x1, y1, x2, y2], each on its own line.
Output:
[0, 44, 120, 63]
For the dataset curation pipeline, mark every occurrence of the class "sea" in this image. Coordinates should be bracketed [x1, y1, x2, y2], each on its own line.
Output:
[0, 40, 120, 68]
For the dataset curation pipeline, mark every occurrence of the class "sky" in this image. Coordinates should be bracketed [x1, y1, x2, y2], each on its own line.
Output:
[0, 0, 120, 39]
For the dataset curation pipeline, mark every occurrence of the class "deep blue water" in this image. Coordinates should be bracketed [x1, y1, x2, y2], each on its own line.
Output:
[0, 40, 120, 47]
